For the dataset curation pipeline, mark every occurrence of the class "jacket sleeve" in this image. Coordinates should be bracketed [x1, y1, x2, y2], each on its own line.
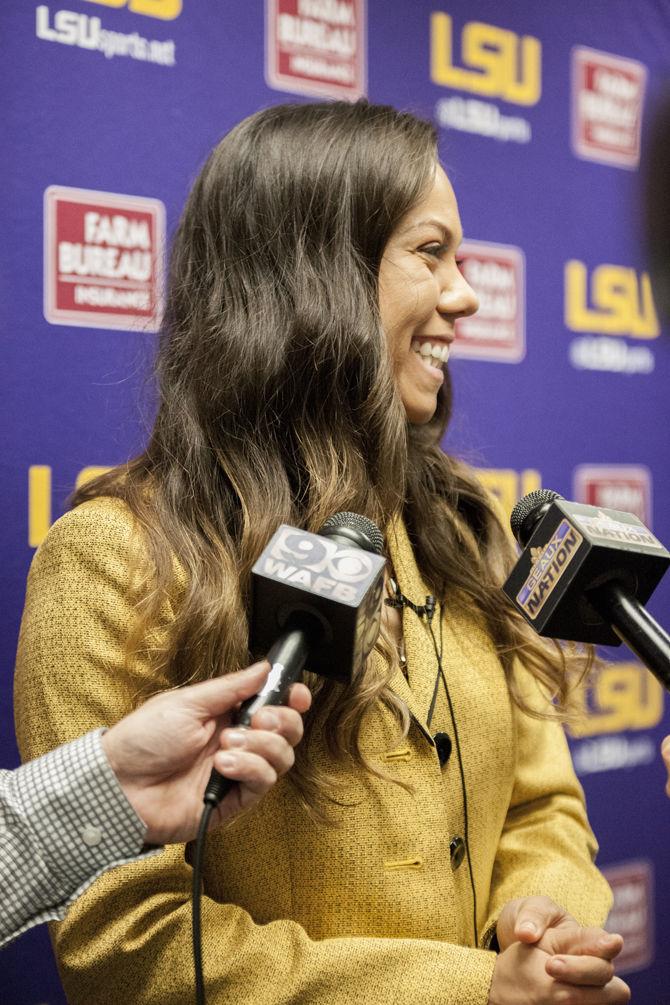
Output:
[14, 500, 498, 1005]
[480, 670, 613, 947]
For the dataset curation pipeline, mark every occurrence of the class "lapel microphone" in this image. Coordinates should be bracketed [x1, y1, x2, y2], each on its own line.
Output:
[385, 579, 436, 622]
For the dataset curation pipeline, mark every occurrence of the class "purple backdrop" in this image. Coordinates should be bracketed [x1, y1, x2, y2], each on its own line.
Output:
[3, 2, 670, 1002]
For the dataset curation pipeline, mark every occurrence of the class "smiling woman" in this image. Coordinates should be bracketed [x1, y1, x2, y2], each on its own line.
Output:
[379, 164, 479, 423]
[15, 100, 627, 1005]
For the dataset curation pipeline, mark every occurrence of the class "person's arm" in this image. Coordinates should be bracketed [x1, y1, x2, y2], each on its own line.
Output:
[2, 666, 308, 950]
[0, 729, 150, 949]
[15, 499, 501, 1005]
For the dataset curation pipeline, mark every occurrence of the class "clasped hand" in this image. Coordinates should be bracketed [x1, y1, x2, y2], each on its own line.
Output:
[488, 896, 630, 1004]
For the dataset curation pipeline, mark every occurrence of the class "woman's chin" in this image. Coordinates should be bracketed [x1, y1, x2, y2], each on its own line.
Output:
[403, 395, 438, 425]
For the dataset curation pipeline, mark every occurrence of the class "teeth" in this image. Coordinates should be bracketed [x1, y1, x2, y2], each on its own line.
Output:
[411, 339, 450, 364]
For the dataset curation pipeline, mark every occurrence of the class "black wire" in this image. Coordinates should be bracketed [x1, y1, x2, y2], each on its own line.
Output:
[426, 604, 479, 949]
[193, 802, 214, 1005]
[426, 654, 442, 729]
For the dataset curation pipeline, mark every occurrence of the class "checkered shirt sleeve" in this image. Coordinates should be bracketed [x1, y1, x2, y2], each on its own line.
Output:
[0, 729, 161, 948]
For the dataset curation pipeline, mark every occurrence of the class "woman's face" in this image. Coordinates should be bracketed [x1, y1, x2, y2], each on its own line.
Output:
[378, 164, 478, 424]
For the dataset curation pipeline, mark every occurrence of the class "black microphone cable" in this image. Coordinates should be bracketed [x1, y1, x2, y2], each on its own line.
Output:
[191, 649, 306, 1005]
[424, 600, 479, 949]
[387, 582, 479, 948]
[193, 799, 215, 1005]
[190, 512, 384, 1005]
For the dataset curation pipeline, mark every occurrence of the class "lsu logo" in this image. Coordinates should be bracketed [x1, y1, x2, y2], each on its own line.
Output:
[28, 465, 111, 547]
[82, 0, 182, 18]
[565, 261, 659, 339]
[568, 661, 664, 738]
[476, 468, 541, 525]
[430, 12, 541, 106]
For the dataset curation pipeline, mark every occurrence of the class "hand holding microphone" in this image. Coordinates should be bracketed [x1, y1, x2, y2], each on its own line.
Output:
[204, 510, 386, 806]
[102, 663, 311, 844]
[193, 512, 385, 1005]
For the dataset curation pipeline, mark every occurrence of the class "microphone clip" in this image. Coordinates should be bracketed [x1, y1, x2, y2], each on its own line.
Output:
[385, 579, 436, 622]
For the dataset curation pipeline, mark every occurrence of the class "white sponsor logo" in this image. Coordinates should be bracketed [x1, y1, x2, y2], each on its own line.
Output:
[573, 509, 663, 550]
[569, 336, 654, 374]
[572, 46, 646, 168]
[266, 0, 366, 99]
[44, 186, 165, 331]
[572, 735, 656, 775]
[36, 5, 176, 65]
[573, 466, 652, 527]
[435, 96, 531, 144]
[603, 861, 654, 974]
[453, 241, 525, 362]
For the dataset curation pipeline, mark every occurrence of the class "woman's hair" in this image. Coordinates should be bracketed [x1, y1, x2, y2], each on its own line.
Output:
[74, 100, 585, 814]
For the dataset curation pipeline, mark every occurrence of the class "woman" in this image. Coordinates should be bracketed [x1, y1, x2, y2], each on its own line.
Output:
[15, 101, 629, 1004]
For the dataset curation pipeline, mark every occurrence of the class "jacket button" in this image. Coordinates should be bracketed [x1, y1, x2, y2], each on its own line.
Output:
[433, 732, 452, 766]
[450, 836, 466, 871]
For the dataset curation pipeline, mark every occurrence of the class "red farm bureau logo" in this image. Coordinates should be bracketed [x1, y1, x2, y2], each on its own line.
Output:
[266, 0, 366, 99]
[572, 47, 647, 169]
[603, 860, 654, 975]
[573, 465, 652, 526]
[44, 186, 165, 332]
[452, 241, 525, 363]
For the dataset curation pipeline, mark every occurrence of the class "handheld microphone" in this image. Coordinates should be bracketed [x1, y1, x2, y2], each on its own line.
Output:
[204, 511, 386, 806]
[503, 489, 670, 690]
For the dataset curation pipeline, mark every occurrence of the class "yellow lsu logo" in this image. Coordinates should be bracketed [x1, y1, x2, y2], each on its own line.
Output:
[477, 468, 541, 526]
[29, 465, 111, 547]
[431, 12, 541, 106]
[565, 261, 660, 339]
[82, 0, 181, 19]
[569, 661, 664, 737]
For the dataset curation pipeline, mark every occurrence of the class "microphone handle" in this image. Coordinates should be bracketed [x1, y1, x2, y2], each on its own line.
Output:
[203, 627, 310, 807]
[587, 580, 670, 691]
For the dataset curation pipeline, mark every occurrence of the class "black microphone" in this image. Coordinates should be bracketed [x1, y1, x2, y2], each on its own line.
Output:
[503, 489, 670, 690]
[204, 511, 386, 806]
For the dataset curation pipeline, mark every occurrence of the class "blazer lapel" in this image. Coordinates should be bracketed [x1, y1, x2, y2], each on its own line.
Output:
[385, 516, 441, 743]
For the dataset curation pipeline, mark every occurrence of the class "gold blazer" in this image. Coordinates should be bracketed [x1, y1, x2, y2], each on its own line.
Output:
[14, 497, 612, 1005]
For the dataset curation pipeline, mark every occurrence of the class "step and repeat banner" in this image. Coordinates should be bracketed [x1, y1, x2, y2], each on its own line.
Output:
[3, 2, 670, 1002]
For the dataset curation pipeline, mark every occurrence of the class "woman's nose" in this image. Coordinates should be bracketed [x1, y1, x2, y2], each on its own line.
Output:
[438, 269, 479, 320]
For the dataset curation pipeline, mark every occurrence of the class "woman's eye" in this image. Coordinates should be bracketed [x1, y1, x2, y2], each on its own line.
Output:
[420, 243, 448, 258]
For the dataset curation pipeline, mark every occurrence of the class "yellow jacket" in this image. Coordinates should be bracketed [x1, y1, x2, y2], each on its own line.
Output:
[14, 497, 612, 1005]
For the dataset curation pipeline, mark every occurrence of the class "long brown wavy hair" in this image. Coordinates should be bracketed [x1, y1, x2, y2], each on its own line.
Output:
[73, 100, 586, 813]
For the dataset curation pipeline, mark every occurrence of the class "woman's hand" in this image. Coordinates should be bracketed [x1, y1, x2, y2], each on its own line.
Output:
[496, 896, 622, 958]
[488, 896, 630, 1004]
[102, 662, 311, 844]
[489, 941, 630, 1004]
